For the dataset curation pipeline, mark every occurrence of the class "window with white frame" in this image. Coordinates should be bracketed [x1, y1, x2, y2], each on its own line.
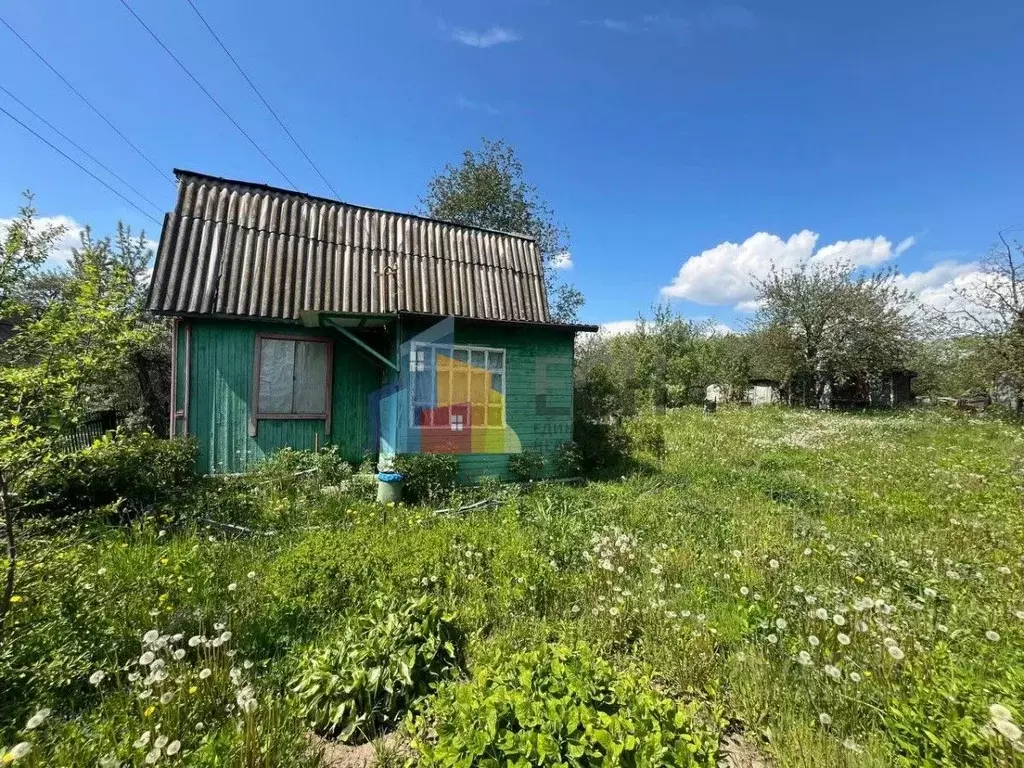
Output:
[410, 343, 505, 429]
[254, 335, 331, 419]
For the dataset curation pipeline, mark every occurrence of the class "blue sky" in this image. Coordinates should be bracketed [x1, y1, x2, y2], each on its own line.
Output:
[2, 0, 1022, 331]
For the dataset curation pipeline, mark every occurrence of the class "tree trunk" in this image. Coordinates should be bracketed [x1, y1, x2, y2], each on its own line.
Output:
[0, 476, 16, 643]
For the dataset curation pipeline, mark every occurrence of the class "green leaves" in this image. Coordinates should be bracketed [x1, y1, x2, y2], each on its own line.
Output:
[290, 595, 463, 742]
[411, 643, 719, 766]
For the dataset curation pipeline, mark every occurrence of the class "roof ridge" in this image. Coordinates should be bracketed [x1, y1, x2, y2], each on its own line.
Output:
[172, 168, 539, 243]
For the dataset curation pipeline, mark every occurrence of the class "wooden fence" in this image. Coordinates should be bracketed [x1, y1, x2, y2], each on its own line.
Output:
[56, 410, 120, 454]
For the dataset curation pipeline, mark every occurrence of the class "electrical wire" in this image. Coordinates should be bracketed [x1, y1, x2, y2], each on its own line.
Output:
[0, 13, 172, 184]
[184, 0, 340, 198]
[0, 83, 164, 217]
[0, 103, 162, 226]
[117, 0, 299, 190]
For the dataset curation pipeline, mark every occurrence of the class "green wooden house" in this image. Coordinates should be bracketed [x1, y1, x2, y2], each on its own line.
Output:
[147, 170, 595, 478]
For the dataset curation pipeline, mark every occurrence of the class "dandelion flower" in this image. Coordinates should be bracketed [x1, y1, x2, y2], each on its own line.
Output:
[89, 670, 106, 685]
[849, 671, 862, 683]
[923, 587, 937, 598]
[143, 629, 160, 645]
[247, 571, 256, 579]
[155, 735, 168, 750]
[227, 583, 237, 592]
[145, 747, 161, 764]
[995, 719, 1023, 741]
[609, 607, 620, 617]
[767, 634, 778, 644]
[998, 566, 1012, 575]
[173, 649, 185, 661]
[134, 731, 152, 749]
[824, 664, 841, 681]
[139, 652, 155, 666]
[936, 623, 948, 633]
[819, 712, 832, 726]
[887, 644, 905, 661]
[160, 692, 173, 705]
[856, 620, 869, 633]
[814, 608, 828, 621]
[837, 633, 851, 645]
[808, 635, 820, 647]
[199, 668, 212, 680]
[991, 704, 1014, 721]
[732, 550, 742, 558]
[740, 586, 750, 596]
[188, 636, 202, 647]
[986, 630, 1001, 642]
[803, 548, 812, 556]
[833, 614, 846, 626]
[166, 741, 180, 756]
[843, 738, 864, 753]
[797, 650, 813, 666]
[769, 559, 780, 570]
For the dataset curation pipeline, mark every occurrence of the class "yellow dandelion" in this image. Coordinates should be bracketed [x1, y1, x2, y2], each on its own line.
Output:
[9, 595, 22, 604]
[144, 706, 155, 717]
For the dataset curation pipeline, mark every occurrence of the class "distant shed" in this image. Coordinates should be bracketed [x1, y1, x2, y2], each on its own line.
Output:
[746, 378, 781, 406]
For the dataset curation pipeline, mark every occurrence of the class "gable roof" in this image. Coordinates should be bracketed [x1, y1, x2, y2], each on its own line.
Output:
[147, 170, 552, 324]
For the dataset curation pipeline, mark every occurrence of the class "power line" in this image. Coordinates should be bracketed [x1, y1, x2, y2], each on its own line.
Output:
[184, 0, 340, 198]
[0, 13, 172, 184]
[0, 83, 164, 217]
[0, 104, 162, 226]
[117, 0, 299, 191]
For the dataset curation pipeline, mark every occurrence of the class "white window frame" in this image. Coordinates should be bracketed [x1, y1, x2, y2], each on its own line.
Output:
[409, 342, 507, 430]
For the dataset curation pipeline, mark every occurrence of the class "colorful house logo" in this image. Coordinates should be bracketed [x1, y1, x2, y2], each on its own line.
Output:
[370, 317, 522, 459]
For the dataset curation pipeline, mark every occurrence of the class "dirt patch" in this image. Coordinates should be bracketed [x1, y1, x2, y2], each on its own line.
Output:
[309, 732, 410, 768]
[719, 731, 773, 768]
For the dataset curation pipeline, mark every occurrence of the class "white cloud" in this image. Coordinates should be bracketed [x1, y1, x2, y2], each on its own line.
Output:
[660, 230, 914, 309]
[895, 236, 917, 256]
[451, 26, 520, 48]
[0, 214, 85, 268]
[597, 319, 639, 337]
[706, 322, 735, 336]
[896, 260, 983, 312]
[454, 95, 500, 115]
[551, 251, 573, 270]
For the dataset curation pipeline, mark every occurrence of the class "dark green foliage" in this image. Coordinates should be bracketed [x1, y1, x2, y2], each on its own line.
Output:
[553, 441, 583, 477]
[250, 446, 354, 490]
[507, 449, 545, 482]
[393, 453, 459, 504]
[572, 420, 631, 473]
[291, 596, 463, 742]
[410, 643, 720, 766]
[16, 432, 197, 518]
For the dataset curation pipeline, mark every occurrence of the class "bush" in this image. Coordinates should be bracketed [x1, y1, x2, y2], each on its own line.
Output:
[290, 595, 463, 742]
[393, 453, 459, 505]
[250, 446, 353, 490]
[17, 432, 197, 518]
[507, 449, 546, 482]
[553, 440, 583, 477]
[410, 642, 719, 766]
[572, 419, 631, 474]
[625, 417, 667, 460]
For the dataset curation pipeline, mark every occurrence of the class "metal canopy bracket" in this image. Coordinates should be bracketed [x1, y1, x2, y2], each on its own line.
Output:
[323, 317, 399, 372]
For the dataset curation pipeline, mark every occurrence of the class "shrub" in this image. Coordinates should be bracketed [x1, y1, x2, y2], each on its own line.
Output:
[625, 417, 667, 460]
[507, 449, 546, 482]
[393, 453, 459, 505]
[290, 596, 463, 742]
[553, 440, 583, 477]
[572, 419, 631, 473]
[16, 432, 197, 518]
[250, 446, 353, 490]
[410, 642, 719, 766]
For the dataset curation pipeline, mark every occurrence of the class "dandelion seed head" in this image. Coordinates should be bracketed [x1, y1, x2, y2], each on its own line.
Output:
[819, 712, 832, 726]
[849, 671, 862, 683]
[26, 708, 50, 730]
[808, 635, 820, 647]
[776, 618, 788, 630]
[986, 630, 1001, 642]
[995, 719, 1023, 741]
[887, 644, 905, 661]
[139, 652, 155, 666]
[990, 704, 1014, 722]
[89, 670, 106, 685]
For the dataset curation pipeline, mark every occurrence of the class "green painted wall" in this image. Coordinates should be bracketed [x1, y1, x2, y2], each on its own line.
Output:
[180, 320, 381, 473]
[393, 319, 576, 481]
[178, 317, 575, 480]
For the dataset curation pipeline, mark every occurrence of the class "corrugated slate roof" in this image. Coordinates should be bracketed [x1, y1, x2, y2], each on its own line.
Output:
[147, 170, 551, 323]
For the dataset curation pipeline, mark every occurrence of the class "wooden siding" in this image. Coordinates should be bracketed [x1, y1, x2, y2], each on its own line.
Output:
[396, 319, 575, 481]
[181, 320, 380, 473]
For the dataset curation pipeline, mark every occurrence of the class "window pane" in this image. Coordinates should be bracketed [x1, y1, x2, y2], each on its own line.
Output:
[436, 346, 453, 364]
[413, 369, 434, 405]
[413, 405, 431, 427]
[490, 372, 504, 396]
[471, 350, 486, 369]
[452, 371, 468, 404]
[453, 348, 469, 365]
[487, 350, 504, 372]
[259, 339, 295, 414]
[471, 404, 485, 427]
[293, 341, 328, 414]
[470, 370, 487, 405]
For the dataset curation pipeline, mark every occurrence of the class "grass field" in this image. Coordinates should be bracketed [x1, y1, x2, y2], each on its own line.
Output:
[3, 407, 1023, 766]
